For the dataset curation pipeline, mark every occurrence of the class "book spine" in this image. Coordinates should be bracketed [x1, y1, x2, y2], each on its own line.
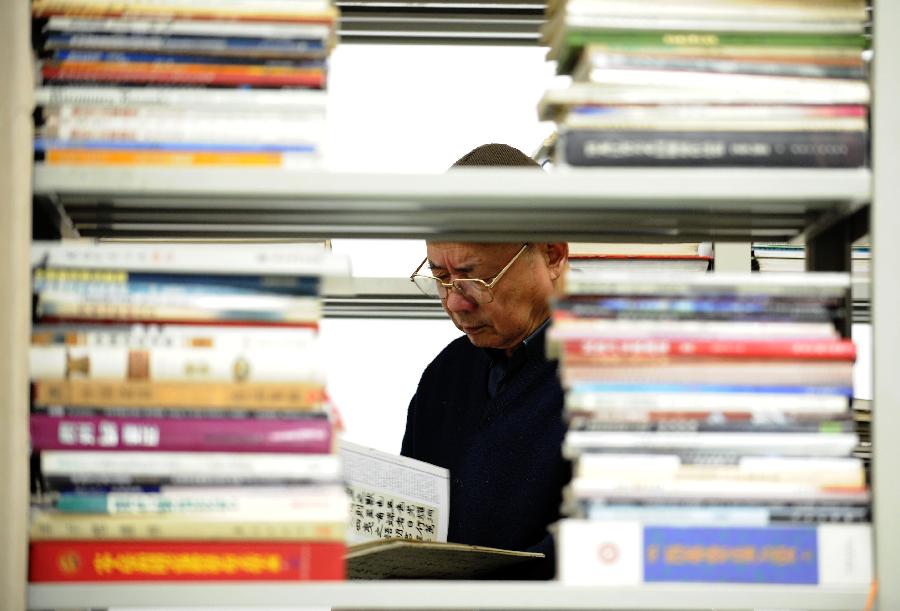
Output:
[570, 418, 853, 434]
[556, 520, 872, 585]
[45, 16, 333, 39]
[34, 86, 329, 109]
[35, 296, 321, 324]
[33, 268, 321, 296]
[46, 34, 328, 58]
[560, 338, 857, 361]
[29, 414, 332, 452]
[550, 319, 838, 340]
[30, 324, 318, 348]
[41, 62, 327, 88]
[29, 540, 345, 581]
[30, 513, 345, 541]
[32, 380, 327, 410]
[40, 450, 342, 482]
[579, 502, 872, 525]
[41, 148, 307, 167]
[29, 345, 325, 383]
[561, 130, 867, 168]
[32, 2, 338, 25]
[30, 241, 348, 277]
[565, 392, 848, 421]
[56, 485, 347, 515]
[561, 361, 853, 388]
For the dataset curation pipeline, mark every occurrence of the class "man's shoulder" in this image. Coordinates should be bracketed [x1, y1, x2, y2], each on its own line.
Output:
[421, 334, 484, 378]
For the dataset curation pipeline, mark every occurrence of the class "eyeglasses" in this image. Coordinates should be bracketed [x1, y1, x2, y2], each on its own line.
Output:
[409, 244, 529, 305]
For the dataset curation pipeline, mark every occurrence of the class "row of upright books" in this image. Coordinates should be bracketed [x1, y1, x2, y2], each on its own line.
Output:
[548, 271, 872, 585]
[28, 241, 352, 582]
[32, 0, 339, 169]
[539, 0, 870, 167]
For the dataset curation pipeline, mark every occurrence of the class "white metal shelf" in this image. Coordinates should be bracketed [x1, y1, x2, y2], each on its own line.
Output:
[33, 166, 871, 242]
[27, 581, 870, 610]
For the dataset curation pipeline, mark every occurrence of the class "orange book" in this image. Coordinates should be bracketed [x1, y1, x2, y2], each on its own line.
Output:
[46, 149, 284, 167]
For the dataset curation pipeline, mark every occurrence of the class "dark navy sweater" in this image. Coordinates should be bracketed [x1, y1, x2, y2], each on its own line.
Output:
[400, 324, 571, 579]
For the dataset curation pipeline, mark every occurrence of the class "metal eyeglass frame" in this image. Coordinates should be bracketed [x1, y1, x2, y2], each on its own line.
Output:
[409, 243, 529, 304]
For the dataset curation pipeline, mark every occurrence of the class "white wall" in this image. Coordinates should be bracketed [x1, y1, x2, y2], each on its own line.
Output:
[320, 44, 564, 452]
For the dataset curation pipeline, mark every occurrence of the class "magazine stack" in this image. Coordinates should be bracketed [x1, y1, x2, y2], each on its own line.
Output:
[32, 0, 338, 169]
[549, 270, 873, 586]
[28, 241, 350, 583]
[538, 0, 870, 168]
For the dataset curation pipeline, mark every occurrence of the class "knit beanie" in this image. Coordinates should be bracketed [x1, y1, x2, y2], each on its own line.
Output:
[451, 143, 541, 168]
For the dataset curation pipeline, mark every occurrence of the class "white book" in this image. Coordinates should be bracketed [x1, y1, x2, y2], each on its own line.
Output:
[47, 16, 332, 39]
[30, 344, 326, 383]
[559, 15, 864, 34]
[563, 430, 859, 457]
[340, 439, 450, 544]
[561, 270, 850, 296]
[31, 324, 319, 349]
[539, 83, 870, 120]
[41, 450, 342, 481]
[35, 86, 328, 110]
[565, 390, 849, 414]
[556, 0, 867, 22]
[31, 241, 350, 278]
[550, 319, 839, 340]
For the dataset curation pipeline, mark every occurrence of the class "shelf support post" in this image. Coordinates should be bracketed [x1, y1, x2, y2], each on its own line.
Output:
[0, 0, 33, 609]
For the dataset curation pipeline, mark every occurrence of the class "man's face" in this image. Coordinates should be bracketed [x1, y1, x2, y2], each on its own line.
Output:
[424, 242, 567, 352]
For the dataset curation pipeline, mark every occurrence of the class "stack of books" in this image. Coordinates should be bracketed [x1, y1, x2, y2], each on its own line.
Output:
[753, 243, 871, 277]
[32, 0, 338, 168]
[568, 242, 712, 274]
[538, 0, 870, 167]
[548, 271, 873, 586]
[27, 241, 351, 583]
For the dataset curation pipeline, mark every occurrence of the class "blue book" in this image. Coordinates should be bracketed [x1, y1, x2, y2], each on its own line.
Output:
[52, 49, 326, 68]
[35, 138, 317, 154]
[557, 520, 872, 585]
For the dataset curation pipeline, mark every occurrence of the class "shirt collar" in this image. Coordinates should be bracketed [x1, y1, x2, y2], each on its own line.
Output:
[483, 318, 551, 366]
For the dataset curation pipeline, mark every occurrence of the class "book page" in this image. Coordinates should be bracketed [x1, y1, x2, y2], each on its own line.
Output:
[339, 439, 449, 544]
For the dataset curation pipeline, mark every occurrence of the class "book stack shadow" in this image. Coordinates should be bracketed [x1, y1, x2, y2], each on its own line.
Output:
[548, 270, 873, 586]
[538, 0, 870, 168]
[31, 0, 338, 169]
[28, 241, 350, 583]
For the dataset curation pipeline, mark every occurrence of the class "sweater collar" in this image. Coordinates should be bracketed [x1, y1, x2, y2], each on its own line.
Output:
[483, 318, 551, 367]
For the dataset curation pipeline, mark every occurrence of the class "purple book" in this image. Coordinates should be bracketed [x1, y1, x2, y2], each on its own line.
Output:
[30, 413, 332, 453]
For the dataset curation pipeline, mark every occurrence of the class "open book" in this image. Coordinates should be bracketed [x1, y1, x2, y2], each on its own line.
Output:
[339, 440, 544, 579]
[347, 539, 544, 579]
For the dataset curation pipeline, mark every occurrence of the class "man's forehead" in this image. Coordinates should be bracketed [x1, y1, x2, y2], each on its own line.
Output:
[425, 242, 517, 264]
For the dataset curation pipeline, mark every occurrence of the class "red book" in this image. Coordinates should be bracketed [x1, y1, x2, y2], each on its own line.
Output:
[41, 64, 326, 89]
[561, 338, 857, 361]
[30, 540, 345, 582]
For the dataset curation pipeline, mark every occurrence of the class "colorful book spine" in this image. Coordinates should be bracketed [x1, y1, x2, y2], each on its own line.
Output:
[30, 414, 332, 453]
[556, 520, 872, 585]
[40, 62, 327, 88]
[32, 379, 327, 410]
[560, 338, 857, 361]
[561, 129, 866, 168]
[29, 345, 325, 383]
[29, 540, 345, 581]
[30, 512, 346, 541]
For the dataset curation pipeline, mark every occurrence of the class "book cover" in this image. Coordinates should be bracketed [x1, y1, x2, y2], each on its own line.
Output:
[30, 510, 346, 541]
[556, 520, 872, 585]
[32, 379, 328, 410]
[346, 539, 543, 579]
[29, 540, 345, 581]
[561, 129, 867, 168]
[30, 413, 333, 453]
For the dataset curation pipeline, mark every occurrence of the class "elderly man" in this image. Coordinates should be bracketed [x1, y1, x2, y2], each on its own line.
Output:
[401, 143, 571, 579]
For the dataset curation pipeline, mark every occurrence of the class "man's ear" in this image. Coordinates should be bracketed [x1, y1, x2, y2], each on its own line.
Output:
[542, 242, 569, 282]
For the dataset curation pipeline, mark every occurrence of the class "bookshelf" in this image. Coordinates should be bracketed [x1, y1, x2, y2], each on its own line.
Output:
[6, 3, 898, 611]
[27, 582, 869, 610]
